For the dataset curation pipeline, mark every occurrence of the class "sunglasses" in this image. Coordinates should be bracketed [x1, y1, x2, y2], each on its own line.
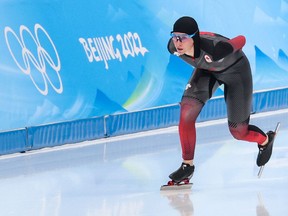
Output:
[170, 31, 197, 42]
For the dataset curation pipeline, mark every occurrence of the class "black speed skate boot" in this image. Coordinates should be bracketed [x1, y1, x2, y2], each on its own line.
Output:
[256, 131, 276, 167]
[169, 163, 195, 184]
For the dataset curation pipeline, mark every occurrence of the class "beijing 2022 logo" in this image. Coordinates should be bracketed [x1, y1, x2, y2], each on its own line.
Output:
[4, 24, 62, 95]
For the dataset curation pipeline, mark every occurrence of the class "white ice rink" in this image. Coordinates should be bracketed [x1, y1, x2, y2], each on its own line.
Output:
[0, 109, 287, 216]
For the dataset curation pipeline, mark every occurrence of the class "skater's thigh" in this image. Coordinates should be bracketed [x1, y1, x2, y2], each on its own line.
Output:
[222, 58, 253, 123]
[183, 69, 219, 103]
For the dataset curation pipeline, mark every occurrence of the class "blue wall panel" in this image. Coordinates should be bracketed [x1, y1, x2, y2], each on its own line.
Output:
[253, 88, 288, 113]
[27, 117, 105, 150]
[105, 104, 180, 137]
[198, 97, 227, 122]
[0, 129, 27, 155]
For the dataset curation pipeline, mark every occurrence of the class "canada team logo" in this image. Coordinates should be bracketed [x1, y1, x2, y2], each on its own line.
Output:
[204, 54, 212, 63]
[4, 24, 62, 95]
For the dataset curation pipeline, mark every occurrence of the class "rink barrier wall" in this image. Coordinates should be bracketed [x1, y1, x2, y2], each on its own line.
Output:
[105, 104, 180, 137]
[0, 129, 27, 155]
[27, 117, 106, 150]
[0, 87, 287, 155]
[252, 87, 288, 112]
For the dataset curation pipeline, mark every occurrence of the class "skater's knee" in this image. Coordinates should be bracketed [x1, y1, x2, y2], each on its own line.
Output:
[230, 129, 244, 140]
[229, 126, 248, 140]
[180, 97, 203, 121]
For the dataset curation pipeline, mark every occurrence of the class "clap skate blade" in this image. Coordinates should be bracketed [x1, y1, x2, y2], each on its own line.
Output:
[160, 178, 192, 191]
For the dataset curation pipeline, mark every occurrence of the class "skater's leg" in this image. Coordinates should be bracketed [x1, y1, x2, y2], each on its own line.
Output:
[179, 96, 204, 164]
[217, 56, 274, 166]
[217, 55, 267, 145]
[170, 69, 218, 182]
[179, 69, 218, 164]
[228, 120, 268, 144]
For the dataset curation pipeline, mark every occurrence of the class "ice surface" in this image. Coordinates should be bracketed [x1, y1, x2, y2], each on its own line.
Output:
[0, 109, 287, 216]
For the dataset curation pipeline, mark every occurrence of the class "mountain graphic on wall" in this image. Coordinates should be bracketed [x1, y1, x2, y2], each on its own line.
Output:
[89, 89, 127, 117]
[278, 49, 288, 69]
[253, 46, 288, 90]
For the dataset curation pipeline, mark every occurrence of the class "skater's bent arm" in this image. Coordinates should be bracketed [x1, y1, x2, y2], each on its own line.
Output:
[213, 35, 246, 61]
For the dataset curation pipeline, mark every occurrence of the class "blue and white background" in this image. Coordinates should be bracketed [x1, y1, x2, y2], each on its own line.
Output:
[0, 0, 287, 131]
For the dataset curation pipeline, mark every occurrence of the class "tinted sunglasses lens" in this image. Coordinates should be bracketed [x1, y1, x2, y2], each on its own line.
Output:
[180, 35, 190, 41]
[170, 34, 177, 41]
[171, 34, 190, 42]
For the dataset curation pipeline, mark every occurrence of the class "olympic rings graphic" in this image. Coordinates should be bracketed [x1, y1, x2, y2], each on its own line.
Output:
[4, 24, 63, 95]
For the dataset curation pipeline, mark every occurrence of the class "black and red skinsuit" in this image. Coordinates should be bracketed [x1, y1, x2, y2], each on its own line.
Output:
[167, 32, 267, 161]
